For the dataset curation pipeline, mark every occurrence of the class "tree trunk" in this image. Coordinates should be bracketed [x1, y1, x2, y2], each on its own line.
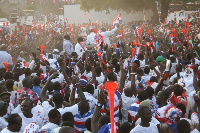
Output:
[150, 0, 159, 24]
[160, 0, 172, 23]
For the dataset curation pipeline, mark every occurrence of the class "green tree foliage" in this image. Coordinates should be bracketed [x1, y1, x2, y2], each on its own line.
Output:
[26, 4, 38, 11]
[80, 0, 198, 23]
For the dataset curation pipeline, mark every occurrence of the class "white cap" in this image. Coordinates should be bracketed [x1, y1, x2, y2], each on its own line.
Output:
[53, 49, 59, 53]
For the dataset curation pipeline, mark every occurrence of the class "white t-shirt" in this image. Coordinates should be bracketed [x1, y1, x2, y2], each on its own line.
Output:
[169, 72, 184, 83]
[86, 32, 96, 46]
[1, 128, 16, 133]
[4, 103, 15, 119]
[86, 72, 92, 81]
[141, 75, 151, 87]
[75, 42, 84, 59]
[100, 27, 117, 46]
[135, 117, 160, 126]
[83, 92, 97, 111]
[139, 60, 145, 68]
[191, 129, 200, 133]
[130, 122, 159, 133]
[0, 51, 13, 68]
[121, 93, 137, 124]
[0, 117, 8, 132]
[9, 91, 16, 104]
[96, 73, 105, 84]
[12, 105, 46, 120]
[40, 122, 59, 132]
[147, 96, 157, 117]
[42, 101, 79, 116]
[51, 127, 61, 133]
[19, 113, 43, 133]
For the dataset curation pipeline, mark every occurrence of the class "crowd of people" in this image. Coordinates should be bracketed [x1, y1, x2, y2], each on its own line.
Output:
[0, 17, 200, 133]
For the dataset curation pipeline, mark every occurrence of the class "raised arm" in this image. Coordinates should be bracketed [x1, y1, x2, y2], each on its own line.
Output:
[69, 75, 79, 105]
[57, 54, 71, 86]
[118, 58, 126, 92]
[40, 72, 58, 102]
[131, 63, 138, 97]
[193, 64, 200, 92]
[150, 62, 161, 79]
[154, 74, 165, 96]
[105, 26, 118, 36]
[89, 54, 96, 84]
[193, 96, 200, 131]
[91, 90, 106, 133]
[69, 87, 76, 105]
[76, 83, 88, 111]
[145, 45, 148, 65]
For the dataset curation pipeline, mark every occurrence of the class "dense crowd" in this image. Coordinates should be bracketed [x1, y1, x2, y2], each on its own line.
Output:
[0, 18, 200, 133]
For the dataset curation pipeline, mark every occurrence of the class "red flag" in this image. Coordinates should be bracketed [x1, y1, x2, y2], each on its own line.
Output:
[3, 62, 8, 71]
[23, 61, 29, 68]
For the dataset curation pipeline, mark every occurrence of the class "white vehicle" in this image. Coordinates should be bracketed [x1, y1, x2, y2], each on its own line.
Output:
[0, 18, 10, 27]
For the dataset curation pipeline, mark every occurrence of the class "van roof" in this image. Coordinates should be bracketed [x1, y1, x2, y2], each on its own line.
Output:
[0, 18, 8, 22]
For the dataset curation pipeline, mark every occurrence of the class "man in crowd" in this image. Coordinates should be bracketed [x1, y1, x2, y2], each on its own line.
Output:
[63, 34, 74, 57]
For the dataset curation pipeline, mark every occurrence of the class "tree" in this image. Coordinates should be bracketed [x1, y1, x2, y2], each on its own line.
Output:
[80, 0, 159, 23]
[79, 0, 197, 24]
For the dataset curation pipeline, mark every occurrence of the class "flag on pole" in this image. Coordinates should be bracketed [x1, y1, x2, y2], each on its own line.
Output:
[112, 13, 122, 26]
[115, 33, 122, 38]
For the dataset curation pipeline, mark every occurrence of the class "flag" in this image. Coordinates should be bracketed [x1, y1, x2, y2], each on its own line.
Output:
[23, 61, 29, 68]
[112, 13, 122, 26]
[132, 25, 140, 41]
[80, 42, 87, 51]
[115, 33, 122, 38]
[135, 47, 140, 56]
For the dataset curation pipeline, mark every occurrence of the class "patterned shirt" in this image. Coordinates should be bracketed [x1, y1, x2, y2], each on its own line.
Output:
[101, 89, 122, 129]
[15, 87, 38, 106]
[74, 109, 94, 133]
[128, 101, 140, 122]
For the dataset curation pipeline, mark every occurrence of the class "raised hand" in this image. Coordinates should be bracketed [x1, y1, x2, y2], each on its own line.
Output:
[97, 90, 107, 105]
